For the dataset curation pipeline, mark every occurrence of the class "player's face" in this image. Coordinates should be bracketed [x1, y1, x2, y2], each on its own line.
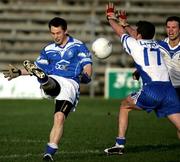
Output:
[50, 26, 67, 45]
[166, 21, 180, 41]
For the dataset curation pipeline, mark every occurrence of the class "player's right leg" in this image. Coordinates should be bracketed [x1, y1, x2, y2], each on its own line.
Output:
[41, 77, 61, 97]
[23, 60, 47, 80]
[23, 60, 61, 97]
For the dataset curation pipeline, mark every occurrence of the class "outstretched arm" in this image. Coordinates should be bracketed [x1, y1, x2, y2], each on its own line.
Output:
[2, 64, 30, 81]
[117, 10, 137, 38]
[106, 3, 126, 37]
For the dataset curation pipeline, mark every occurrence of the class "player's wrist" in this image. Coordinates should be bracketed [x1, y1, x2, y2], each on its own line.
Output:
[122, 24, 130, 28]
[119, 21, 129, 28]
[80, 73, 91, 84]
[106, 14, 117, 21]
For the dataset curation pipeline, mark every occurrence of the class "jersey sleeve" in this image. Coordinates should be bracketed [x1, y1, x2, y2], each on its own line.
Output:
[120, 34, 139, 56]
[78, 44, 92, 68]
[34, 49, 52, 74]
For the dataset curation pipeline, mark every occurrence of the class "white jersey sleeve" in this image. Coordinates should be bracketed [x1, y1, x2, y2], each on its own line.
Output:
[158, 38, 180, 87]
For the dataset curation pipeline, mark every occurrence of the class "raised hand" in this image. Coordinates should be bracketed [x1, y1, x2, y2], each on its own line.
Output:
[106, 2, 117, 21]
[117, 10, 129, 27]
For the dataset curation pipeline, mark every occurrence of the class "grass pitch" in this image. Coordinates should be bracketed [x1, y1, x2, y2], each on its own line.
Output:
[0, 97, 179, 162]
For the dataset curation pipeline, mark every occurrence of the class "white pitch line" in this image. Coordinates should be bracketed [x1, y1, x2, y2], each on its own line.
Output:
[0, 150, 101, 159]
[0, 139, 46, 143]
[0, 153, 39, 159]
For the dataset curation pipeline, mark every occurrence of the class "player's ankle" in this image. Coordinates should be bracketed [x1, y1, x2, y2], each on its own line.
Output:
[116, 137, 126, 147]
[44, 143, 58, 155]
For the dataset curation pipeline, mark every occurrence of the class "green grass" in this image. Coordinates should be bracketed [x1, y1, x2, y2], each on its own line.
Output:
[0, 97, 179, 162]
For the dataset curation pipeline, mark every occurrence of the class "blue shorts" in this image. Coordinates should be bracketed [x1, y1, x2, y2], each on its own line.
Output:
[131, 82, 180, 118]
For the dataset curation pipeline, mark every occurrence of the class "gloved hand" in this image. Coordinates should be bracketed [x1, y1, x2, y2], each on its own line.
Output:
[117, 10, 129, 27]
[106, 2, 117, 21]
[2, 64, 21, 81]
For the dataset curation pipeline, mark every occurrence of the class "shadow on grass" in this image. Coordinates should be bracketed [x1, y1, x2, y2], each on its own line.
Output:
[54, 143, 180, 162]
[127, 143, 180, 153]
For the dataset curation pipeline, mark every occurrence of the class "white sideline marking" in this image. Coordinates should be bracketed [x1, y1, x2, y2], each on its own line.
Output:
[0, 153, 38, 159]
[0, 150, 101, 159]
[0, 139, 46, 143]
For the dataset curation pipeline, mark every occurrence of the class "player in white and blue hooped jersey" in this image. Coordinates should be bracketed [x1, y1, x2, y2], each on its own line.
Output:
[158, 16, 180, 99]
[132, 16, 180, 99]
[104, 3, 180, 155]
[122, 34, 169, 85]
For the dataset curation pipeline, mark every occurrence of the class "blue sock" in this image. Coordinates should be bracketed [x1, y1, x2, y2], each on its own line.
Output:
[37, 75, 49, 84]
[116, 137, 126, 146]
[45, 143, 58, 155]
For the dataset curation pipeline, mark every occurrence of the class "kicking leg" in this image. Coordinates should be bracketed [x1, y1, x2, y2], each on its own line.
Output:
[41, 77, 61, 97]
[23, 60, 48, 82]
[23, 60, 61, 97]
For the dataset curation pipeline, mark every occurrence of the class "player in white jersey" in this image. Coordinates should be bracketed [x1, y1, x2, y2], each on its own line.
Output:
[119, 13, 180, 99]
[158, 16, 180, 99]
[2, 17, 92, 161]
[104, 3, 180, 155]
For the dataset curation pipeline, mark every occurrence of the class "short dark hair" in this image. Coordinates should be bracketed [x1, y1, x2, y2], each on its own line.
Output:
[48, 17, 67, 31]
[166, 16, 180, 28]
[136, 21, 155, 39]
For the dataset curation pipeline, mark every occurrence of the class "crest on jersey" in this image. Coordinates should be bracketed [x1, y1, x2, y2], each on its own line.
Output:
[67, 50, 74, 58]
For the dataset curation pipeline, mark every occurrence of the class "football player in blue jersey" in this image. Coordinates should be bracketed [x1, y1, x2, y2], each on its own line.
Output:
[104, 3, 180, 155]
[3, 17, 93, 161]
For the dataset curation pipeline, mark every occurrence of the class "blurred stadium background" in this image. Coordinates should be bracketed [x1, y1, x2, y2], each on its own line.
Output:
[0, 0, 180, 98]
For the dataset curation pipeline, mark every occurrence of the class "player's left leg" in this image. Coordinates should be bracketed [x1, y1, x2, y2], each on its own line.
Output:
[104, 96, 141, 155]
[43, 112, 64, 161]
[167, 113, 180, 139]
[43, 100, 73, 161]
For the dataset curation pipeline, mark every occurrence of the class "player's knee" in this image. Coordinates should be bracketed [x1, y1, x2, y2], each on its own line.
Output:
[121, 98, 130, 108]
[120, 97, 135, 109]
[54, 112, 65, 124]
[121, 99, 128, 107]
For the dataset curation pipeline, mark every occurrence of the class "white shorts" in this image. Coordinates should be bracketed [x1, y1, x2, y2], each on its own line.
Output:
[42, 75, 80, 110]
